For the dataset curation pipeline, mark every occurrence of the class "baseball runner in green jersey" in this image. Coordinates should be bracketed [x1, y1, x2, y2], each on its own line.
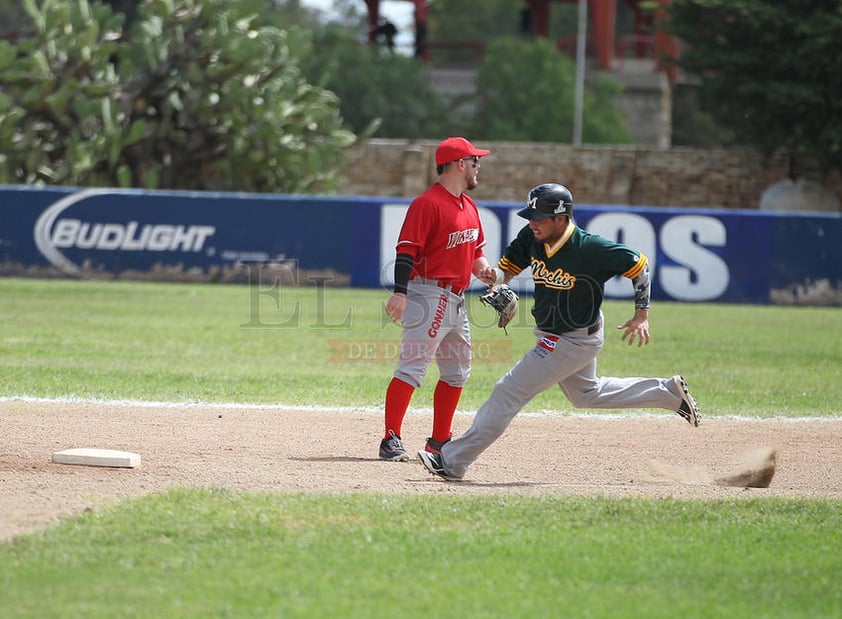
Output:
[418, 183, 701, 481]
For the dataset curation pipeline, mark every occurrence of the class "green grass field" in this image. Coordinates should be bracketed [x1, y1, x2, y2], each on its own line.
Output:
[1, 277, 841, 618]
[1, 277, 840, 416]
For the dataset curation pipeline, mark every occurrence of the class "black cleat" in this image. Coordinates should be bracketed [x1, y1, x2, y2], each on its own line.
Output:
[379, 430, 410, 461]
[673, 375, 701, 427]
[417, 450, 462, 481]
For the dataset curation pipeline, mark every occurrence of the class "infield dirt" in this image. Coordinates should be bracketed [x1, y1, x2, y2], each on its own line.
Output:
[2, 399, 841, 541]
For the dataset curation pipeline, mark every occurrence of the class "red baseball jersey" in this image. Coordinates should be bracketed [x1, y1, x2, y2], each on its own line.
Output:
[396, 183, 486, 289]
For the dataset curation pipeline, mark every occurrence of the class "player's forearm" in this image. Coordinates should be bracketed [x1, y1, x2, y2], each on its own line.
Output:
[495, 268, 515, 285]
[393, 253, 414, 294]
[631, 263, 651, 311]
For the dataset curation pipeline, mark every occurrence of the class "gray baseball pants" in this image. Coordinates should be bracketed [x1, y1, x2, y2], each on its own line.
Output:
[394, 280, 471, 389]
[440, 314, 685, 479]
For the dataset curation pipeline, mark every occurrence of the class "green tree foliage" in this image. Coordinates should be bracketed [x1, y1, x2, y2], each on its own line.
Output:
[473, 37, 632, 144]
[300, 24, 450, 139]
[0, 0, 354, 192]
[0, 0, 30, 34]
[665, 0, 842, 174]
[427, 0, 577, 65]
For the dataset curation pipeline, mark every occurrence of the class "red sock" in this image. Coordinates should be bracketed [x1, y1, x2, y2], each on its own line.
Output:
[432, 380, 462, 442]
[384, 377, 415, 439]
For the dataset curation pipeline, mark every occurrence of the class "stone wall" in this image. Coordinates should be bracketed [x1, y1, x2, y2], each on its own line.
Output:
[340, 139, 842, 210]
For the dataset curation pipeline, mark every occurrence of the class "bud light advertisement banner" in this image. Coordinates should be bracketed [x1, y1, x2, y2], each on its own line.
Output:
[1, 184, 840, 305]
[2, 186, 373, 280]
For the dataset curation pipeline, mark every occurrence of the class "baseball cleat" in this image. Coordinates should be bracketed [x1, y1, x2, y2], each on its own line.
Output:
[672, 375, 701, 427]
[417, 450, 462, 481]
[423, 434, 452, 454]
[379, 430, 410, 461]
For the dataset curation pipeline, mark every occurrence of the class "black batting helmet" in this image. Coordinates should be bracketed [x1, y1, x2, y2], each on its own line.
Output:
[517, 183, 574, 220]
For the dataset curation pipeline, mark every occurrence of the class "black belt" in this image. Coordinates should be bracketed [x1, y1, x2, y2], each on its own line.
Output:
[546, 320, 602, 336]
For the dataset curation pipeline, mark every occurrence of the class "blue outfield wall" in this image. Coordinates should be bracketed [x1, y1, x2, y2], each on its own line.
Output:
[1, 184, 840, 304]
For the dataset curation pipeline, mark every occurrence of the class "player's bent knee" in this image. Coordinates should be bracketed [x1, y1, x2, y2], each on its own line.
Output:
[393, 371, 424, 389]
[562, 388, 597, 408]
[439, 375, 469, 388]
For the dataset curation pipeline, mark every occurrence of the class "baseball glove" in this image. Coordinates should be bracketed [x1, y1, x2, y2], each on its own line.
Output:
[479, 284, 518, 332]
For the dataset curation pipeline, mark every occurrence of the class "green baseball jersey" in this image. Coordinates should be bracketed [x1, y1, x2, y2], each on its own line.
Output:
[499, 221, 648, 334]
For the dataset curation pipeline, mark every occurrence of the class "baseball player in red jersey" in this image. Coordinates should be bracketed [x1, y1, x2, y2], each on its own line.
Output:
[418, 182, 701, 480]
[380, 137, 497, 461]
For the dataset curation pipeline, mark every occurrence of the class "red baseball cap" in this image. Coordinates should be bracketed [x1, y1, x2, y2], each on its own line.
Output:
[435, 137, 491, 166]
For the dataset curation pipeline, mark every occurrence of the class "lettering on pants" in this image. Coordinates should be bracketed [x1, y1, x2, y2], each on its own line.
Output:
[427, 293, 449, 338]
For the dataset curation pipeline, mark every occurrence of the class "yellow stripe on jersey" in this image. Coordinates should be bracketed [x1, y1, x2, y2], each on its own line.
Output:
[622, 253, 648, 279]
[498, 256, 523, 276]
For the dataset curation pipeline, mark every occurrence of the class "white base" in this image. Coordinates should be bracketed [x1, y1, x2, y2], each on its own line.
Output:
[52, 448, 141, 468]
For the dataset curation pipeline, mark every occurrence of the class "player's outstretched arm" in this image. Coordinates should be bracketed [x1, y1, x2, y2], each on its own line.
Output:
[618, 309, 650, 347]
[618, 259, 651, 346]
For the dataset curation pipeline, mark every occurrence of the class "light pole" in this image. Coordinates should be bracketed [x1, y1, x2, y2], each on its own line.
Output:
[573, 0, 587, 145]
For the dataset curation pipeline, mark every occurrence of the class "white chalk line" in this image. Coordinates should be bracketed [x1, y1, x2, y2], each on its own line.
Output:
[1, 395, 838, 423]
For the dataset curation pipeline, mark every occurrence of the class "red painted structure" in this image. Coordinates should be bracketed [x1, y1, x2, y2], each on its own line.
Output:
[363, 0, 678, 79]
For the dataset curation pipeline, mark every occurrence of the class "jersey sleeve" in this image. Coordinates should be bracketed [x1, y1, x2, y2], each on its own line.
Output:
[394, 198, 430, 259]
[622, 252, 648, 279]
[585, 235, 647, 280]
[498, 224, 533, 275]
[472, 202, 487, 259]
